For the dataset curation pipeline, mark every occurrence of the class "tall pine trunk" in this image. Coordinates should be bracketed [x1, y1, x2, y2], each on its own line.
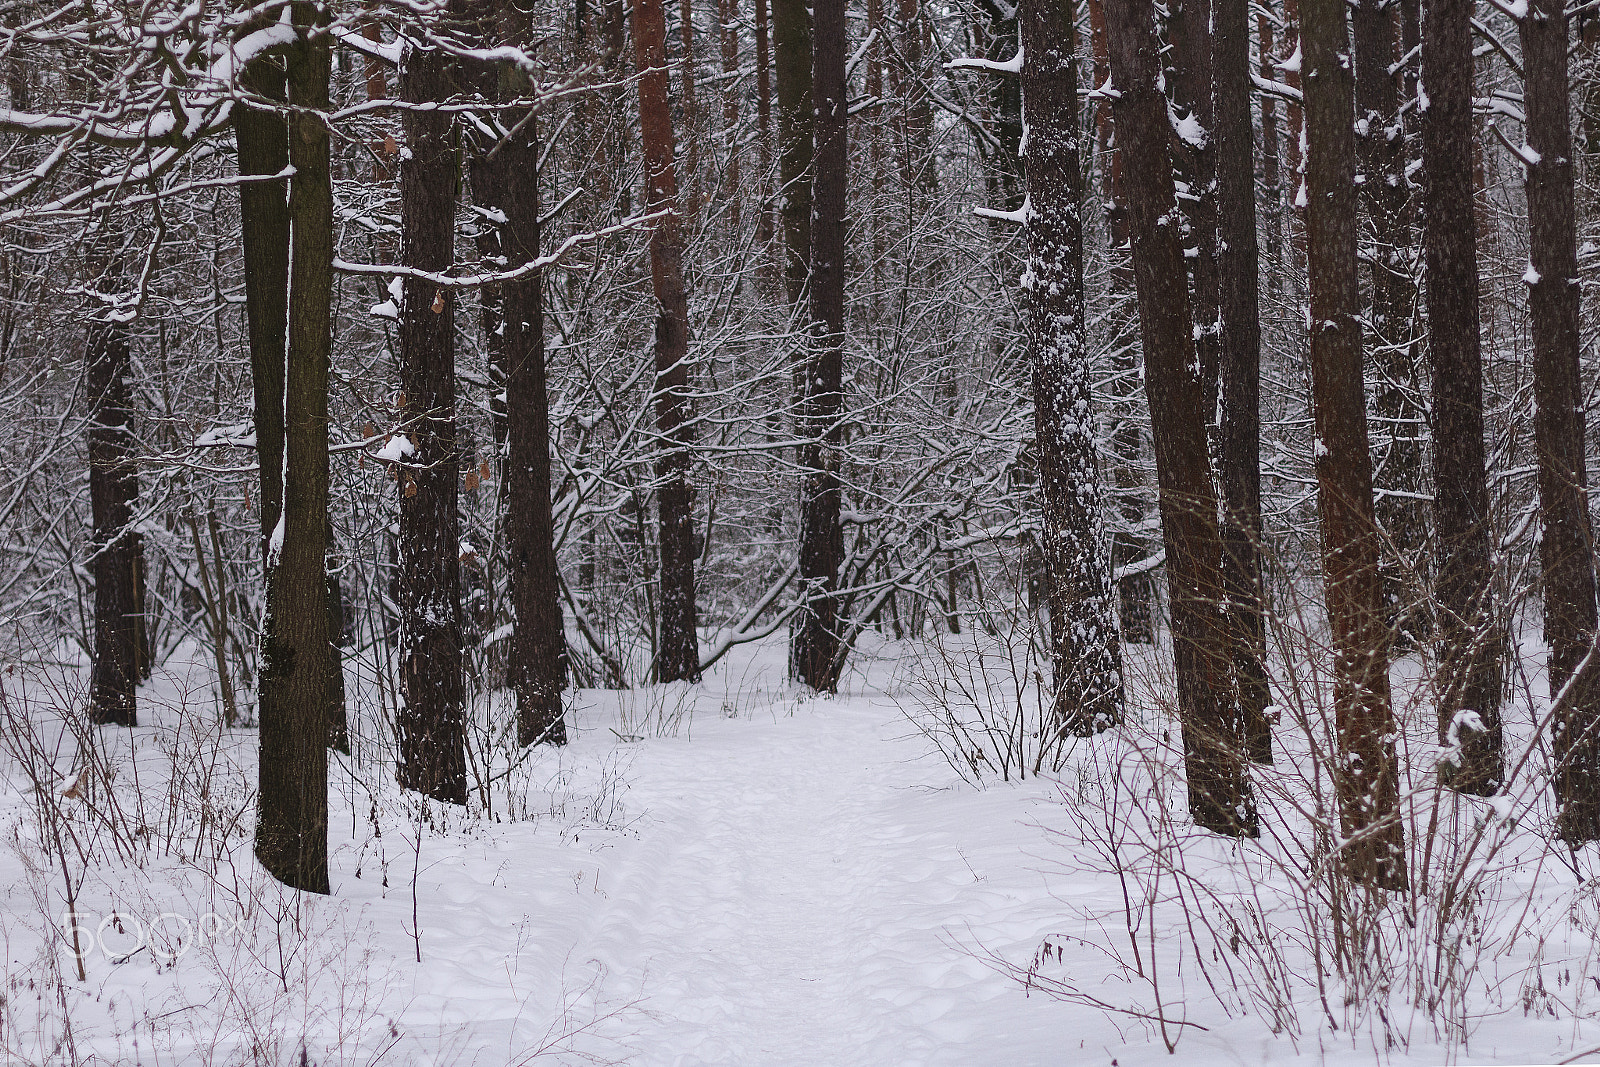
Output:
[1520, 0, 1600, 841]
[1214, 0, 1271, 762]
[1301, 0, 1405, 889]
[396, 27, 467, 804]
[772, 0, 812, 307]
[255, 8, 332, 893]
[87, 309, 139, 728]
[1353, 0, 1426, 641]
[1421, 0, 1502, 795]
[791, 0, 847, 690]
[1102, 0, 1256, 836]
[1021, 0, 1123, 735]
[635, 0, 703, 682]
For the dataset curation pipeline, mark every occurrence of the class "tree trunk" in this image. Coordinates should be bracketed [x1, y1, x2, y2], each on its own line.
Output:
[1257, 8, 1282, 282]
[755, 0, 773, 245]
[1214, 0, 1271, 762]
[791, 0, 847, 690]
[1353, 0, 1426, 642]
[1021, 0, 1124, 735]
[772, 0, 812, 306]
[1520, 0, 1600, 841]
[1166, 0, 1220, 423]
[395, 29, 467, 804]
[635, 0, 703, 682]
[255, 7, 332, 894]
[1102, 0, 1256, 837]
[1301, 0, 1405, 889]
[1088, 0, 1156, 645]
[1421, 0, 1502, 795]
[87, 312, 139, 728]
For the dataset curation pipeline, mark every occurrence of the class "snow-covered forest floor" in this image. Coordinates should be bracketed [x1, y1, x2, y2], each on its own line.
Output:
[4, 628, 1600, 1066]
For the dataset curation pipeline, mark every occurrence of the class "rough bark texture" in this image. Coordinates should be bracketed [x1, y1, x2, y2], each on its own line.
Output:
[1087, 0, 1155, 645]
[238, 54, 344, 751]
[396, 31, 467, 804]
[467, 0, 569, 745]
[1021, 0, 1124, 735]
[1301, 0, 1406, 889]
[1166, 0, 1220, 419]
[255, 9, 331, 894]
[1353, 0, 1427, 639]
[1521, 0, 1600, 841]
[1214, 0, 1271, 762]
[1257, 9, 1283, 280]
[754, 0, 773, 244]
[772, 0, 812, 306]
[635, 0, 702, 682]
[791, 0, 847, 691]
[87, 313, 139, 728]
[1102, 0, 1256, 837]
[1421, 0, 1503, 795]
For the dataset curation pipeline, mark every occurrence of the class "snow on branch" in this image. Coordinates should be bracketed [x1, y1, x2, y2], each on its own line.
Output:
[333, 208, 672, 287]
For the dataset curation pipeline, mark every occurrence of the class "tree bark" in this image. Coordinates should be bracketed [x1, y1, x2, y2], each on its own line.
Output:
[1301, 0, 1405, 889]
[87, 312, 139, 728]
[1166, 0, 1220, 422]
[1102, 0, 1256, 836]
[1353, 0, 1426, 641]
[635, 0, 703, 682]
[755, 0, 773, 245]
[1021, 0, 1124, 735]
[1520, 0, 1600, 841]
[1421, 0, 1503, 795]
[1214, 0, 1271, 762]
[395, 28, 467, 804]
[772, 0, 812, 306]
[790, 0, 847, 691]
[255, 7, 331, 894]
[1087, 0, 1156, 645]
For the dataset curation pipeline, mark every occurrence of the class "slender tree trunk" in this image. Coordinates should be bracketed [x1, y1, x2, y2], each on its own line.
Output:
[1301, 0, 1405, 889]
[1353, 0, 1426, 642]
[1102, 0, 1256, 836]
[1421, 0, 1502, 795]
[791, 0, 847, 690]
[1520, 0, 1600, 841]
[755, 0, 774, 245]
[1214, 0, 1271, 762]
[396, 29, 467, 804]
[1258, 8, 1283, 282]
[1167, 0, 1220, 419]
[1022, 0, 1123, 735]
[772, 0, 812, 306]
[1088, 0, 1155, 645]
[255, 7, 332, 893]
[87, 311, 138, 728]
[635, 0, 703, 682]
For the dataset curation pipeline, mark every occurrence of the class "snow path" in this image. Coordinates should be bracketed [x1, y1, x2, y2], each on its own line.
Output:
[568, 698, 1039, 1066]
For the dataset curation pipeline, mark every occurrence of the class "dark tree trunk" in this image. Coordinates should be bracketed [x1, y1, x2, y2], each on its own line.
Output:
[755, 0, 774, 245]
[255, 7, 332, 894]
[790, 0, 847, 691]
[1421, 0, 1503, 795]
[1166, 0, 1220, 422]
[1021, 0, 1124, 735]
[465, 0, 570, 745]
[238, 55, 344, 750]
[1353, 0, 1426, 640]
[1102, 0, 1256, 837]
[1257, 8, 1282, 280]
[773, 0, 812, 307]
[1088, 0, 1155, 645]
[87, 313, 139, 728]
[635, 0, 702, 682]
[1301, 0, 1405, 889]
[1520, 0, 1600, 841]
[1214, 0, 1271, 762]
[395, 30, 467, 804]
